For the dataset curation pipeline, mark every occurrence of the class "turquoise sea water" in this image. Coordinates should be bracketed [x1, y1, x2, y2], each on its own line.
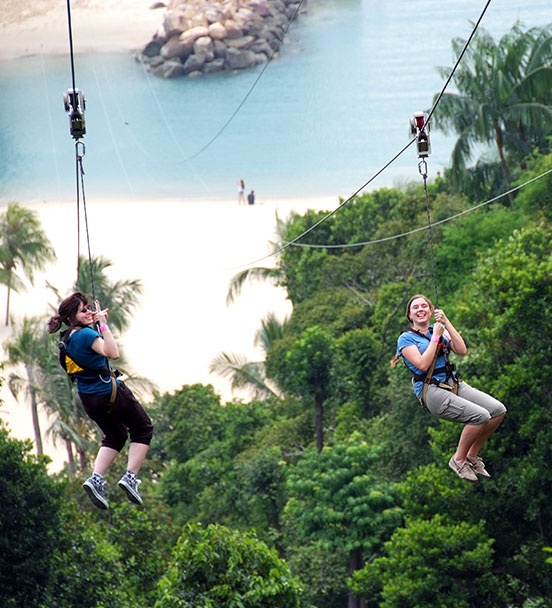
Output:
[1, 0, 551, 203]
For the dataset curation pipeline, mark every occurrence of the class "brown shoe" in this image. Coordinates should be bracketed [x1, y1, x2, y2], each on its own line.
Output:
[467, 456, 491, 479]
[448, 456, 478, 482]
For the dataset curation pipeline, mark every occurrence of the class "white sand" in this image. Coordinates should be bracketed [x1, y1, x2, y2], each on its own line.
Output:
[0, 195, 336, 469]
[0, 0, 163, 59]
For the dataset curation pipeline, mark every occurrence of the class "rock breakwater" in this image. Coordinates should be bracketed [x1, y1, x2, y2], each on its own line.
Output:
[138, 0, 305, 78]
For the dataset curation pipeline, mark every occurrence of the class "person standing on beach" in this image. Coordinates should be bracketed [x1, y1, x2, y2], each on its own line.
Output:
[247, 190, 255, 205]
[47, 292, 153, 509]
[393, 294, 506, 482]
[237, 179, 246, 205]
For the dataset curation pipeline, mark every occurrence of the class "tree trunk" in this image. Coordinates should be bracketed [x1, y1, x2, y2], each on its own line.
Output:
[495, 124, 513, 205]
[5, 284, 11, 326]
[65, 438, 76, 476]
[315, 394, 324, 452]
[348, 548, 366, 608]
[27, 366, 43, 455]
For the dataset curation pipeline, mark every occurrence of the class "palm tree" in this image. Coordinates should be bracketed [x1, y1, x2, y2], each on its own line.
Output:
[226, 211, 292, 304]
[209, 312, 285, 399]
[431, 23, 552, 199]
[74, 254, 143, 332]
[3, 317, 49, 454]
[0, 203, 56, 326]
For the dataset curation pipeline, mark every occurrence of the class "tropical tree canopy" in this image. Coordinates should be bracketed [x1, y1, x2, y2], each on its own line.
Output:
[0, 202, 56, 325]
[431, 22, 552, 199]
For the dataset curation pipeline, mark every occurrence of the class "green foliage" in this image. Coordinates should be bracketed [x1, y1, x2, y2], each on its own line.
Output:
[154, 523, 305, 607]
[150, 384, 224, 464]
[0, 424, 62, 608]
[281, 326, 335, 402]
[283, 435, 402, 605]
[153, 390, 282, 533]
[513, 151, 552, 221]
[350, 515, 505, 608]
[284, 435, 402, 554]
[44, 502, 129, 608]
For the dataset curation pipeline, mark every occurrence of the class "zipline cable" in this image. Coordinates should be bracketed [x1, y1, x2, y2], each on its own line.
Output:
[419, 158, 439, 305]
[284, 167, 552, 249]
[64, 0, 97, 304]
[416, 0, 493, 304]
[234, 0, 494, 269]
[232, 138, 417, 268]
[176, 0, 307, 162]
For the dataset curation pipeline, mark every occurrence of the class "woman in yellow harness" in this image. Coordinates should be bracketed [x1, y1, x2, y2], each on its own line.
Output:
[394, 294, 506, 482]
[48, 292, 153, 509]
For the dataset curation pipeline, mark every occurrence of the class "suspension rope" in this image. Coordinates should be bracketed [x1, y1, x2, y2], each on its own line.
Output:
[418, 158, 439, 305]
[182, 0, 307, 162]
[76, 144, 96, 299]
[283, 167, 552, 249]
[65, 0, 97, 304]
[234, 0, 493, 269]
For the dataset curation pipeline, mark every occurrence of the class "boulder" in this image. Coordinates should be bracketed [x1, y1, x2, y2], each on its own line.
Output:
[140, 0, 305, 78]
[224, 19, 243, 39]
[142, 38, 165, 58]
[209, 21, 227, 40]
[225, 35, 255, 50]
[179, 25, 210, 46]
[203, 57, 226, 73]
[194, 36, 215, 61]
[154, 60, 187, 78]
[225, 47, 257, 70]
[163, 10, 189, 37]
[183, 52, 207, 74]
[160, 35, 192, 59]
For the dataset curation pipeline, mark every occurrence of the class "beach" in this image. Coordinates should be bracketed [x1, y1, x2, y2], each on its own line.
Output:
[0, 1, 338, 468]
[0, 0, 162, 59]
[0, 195, 336, 470]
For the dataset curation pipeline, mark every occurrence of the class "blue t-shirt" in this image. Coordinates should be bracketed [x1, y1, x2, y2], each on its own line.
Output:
[397, 326, 449, 397]
[65, 327, 116, 395]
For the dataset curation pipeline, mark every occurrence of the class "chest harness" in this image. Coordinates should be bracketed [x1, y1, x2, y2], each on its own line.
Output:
[405, 328, 459, 408]
[58, 325, 119, 405]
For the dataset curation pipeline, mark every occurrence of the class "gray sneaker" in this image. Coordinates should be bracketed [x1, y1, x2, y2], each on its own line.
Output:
[448, 456, 478, 482]
[118, 470, 143, 505]
[83, 473, 109, 509]
[467, 456, 491, 479]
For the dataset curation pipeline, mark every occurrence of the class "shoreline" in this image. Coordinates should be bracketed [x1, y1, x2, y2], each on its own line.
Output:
[0, 0, 163, 60]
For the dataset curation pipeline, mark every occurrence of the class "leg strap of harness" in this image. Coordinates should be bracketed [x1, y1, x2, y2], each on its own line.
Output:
[421, 377, 458, 410]
[109, 375, 118, 406]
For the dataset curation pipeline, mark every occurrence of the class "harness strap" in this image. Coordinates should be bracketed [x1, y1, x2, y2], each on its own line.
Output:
[420, 343, 439, 409]
[108, 375, 118, 406]
[420, 340, 458, 409]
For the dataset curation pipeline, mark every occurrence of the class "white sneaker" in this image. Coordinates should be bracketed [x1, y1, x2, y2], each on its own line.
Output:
[467, 456, 491, 479]
[448, 456, 478, 482]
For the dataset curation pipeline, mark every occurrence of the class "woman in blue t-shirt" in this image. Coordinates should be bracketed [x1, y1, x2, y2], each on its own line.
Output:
[394, 294, 506, 483]
[48, 292, 153, 509]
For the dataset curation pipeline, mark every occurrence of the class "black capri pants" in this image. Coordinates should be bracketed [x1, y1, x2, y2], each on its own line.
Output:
[79, 381, 154, 452]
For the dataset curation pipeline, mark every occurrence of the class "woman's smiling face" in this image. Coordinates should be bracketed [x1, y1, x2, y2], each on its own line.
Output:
[408, 296, 432, 324]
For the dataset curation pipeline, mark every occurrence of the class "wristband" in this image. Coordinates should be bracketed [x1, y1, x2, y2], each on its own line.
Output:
[99, 324, 108, 333]
[432, 335, 440, 343]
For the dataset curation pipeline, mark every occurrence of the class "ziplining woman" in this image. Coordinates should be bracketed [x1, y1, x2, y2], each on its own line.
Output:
[393, 294, 506, 482]
[48, 292, 153, 509]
